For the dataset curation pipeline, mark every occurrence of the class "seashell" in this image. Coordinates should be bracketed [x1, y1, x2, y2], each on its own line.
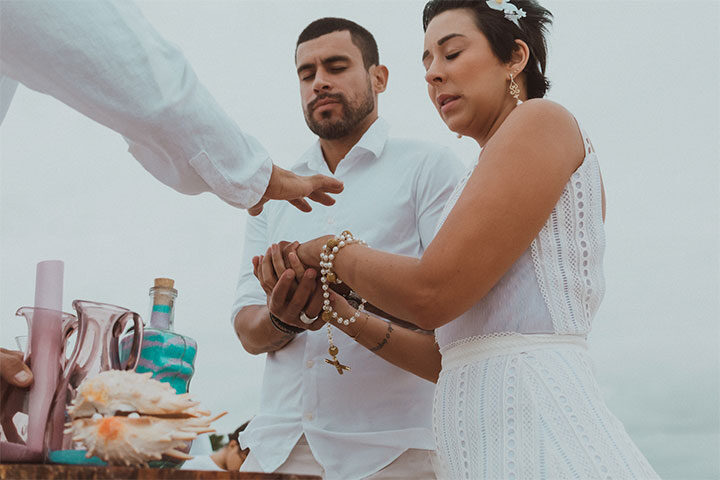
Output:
[68, 370, 200, 418]
[66, 370, 225, 466]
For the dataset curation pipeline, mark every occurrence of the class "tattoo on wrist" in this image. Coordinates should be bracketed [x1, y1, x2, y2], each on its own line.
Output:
[369, 322, 393, 352]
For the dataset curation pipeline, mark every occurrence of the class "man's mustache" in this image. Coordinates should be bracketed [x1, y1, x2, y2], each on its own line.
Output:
[307, 93, 346, 112]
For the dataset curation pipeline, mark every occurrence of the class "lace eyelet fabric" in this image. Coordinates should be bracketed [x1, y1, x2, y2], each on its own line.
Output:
[431, 127, 659, 478]
[434, 337, 659, 479]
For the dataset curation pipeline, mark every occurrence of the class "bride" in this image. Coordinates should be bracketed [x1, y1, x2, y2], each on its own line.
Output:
[260, 0, 659, 477]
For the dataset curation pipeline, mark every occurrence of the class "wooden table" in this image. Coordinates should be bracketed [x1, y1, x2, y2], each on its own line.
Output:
[0, 464, 320, 480]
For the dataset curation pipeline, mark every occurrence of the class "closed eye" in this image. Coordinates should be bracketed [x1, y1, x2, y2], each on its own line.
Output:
[445, 51, 461, 60]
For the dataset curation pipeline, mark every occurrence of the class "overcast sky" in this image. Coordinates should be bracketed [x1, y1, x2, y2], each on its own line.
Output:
[1, 1, 718, 478]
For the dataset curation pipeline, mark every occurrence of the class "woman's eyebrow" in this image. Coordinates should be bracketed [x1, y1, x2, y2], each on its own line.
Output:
[422, 33, 466, 61]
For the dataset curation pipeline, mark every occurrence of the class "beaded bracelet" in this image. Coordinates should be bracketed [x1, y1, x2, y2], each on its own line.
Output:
[319, 230, 368, 375]
[269, 312, 304, 335]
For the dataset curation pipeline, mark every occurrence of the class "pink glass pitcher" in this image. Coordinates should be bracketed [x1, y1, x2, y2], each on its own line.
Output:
[48, 300, 144, 456]
[0, 308, 77, 461]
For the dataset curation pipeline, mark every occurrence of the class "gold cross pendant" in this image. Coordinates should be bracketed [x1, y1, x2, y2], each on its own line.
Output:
[325, 356, 350, 375]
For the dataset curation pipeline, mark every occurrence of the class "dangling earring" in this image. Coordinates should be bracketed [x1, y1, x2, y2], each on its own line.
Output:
[509, 73, 522, 105]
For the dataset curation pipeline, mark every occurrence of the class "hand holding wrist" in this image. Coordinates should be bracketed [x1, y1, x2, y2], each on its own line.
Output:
[297, 235, 332, 269]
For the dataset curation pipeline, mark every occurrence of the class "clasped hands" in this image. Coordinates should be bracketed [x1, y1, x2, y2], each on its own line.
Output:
[252, 237, 344, 333]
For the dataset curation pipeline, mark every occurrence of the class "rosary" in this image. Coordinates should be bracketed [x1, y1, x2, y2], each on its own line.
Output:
[318, 231, 367, 374]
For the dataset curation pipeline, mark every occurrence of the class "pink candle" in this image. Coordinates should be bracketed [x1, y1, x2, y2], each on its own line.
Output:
[26, 260, 64, 454]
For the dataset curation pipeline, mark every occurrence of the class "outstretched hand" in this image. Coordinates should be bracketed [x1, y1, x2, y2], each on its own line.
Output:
[248, 165, 344, 216]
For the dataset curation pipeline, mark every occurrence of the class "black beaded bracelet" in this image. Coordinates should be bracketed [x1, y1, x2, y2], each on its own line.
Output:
[269, 313, 305, 335]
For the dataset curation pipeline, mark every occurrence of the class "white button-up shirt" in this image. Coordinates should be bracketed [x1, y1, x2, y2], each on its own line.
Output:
[233, 118, 463, 480]
[0, 0, 271, 209]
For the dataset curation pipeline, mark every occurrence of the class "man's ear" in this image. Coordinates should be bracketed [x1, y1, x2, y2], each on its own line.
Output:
[369, 64, 389, 94]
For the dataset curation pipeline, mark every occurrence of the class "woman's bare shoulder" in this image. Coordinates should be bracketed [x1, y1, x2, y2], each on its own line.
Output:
[497, 98, 585, 168]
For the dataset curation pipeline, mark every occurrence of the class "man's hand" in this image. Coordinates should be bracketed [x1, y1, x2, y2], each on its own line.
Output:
[0, 348, 33, 389]
[248, 164, 344, 216]
[253, 244, 324, 331]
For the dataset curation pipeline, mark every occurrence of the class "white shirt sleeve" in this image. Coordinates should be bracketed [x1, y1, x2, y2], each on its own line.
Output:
[230, 209, 270, 324]
[0, 0, 271, 209]
[415, 146, 465, 248]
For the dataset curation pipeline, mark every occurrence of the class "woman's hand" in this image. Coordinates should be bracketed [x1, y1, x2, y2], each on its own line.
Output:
[296, 235, 333, 269]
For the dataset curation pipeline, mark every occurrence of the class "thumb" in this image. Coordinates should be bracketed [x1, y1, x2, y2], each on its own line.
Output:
[0, 349, 33, 387]
[248, 198, 268, 216]
[311, 174, 344, 194]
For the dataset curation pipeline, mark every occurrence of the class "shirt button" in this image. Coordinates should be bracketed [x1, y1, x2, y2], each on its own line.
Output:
[306, 360, 314, 368]
[327, 217, 335, 225]
[304, 412, 314, 421]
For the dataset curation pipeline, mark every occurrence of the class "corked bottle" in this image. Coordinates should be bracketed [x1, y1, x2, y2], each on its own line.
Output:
[148, 278, 177, 330]
[136, 278, 198, 468]
[121, 277, 197, 396]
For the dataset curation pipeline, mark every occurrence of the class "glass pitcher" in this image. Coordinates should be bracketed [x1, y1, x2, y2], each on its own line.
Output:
[46, 300, 143, 461]
[0, 308, 77, 462]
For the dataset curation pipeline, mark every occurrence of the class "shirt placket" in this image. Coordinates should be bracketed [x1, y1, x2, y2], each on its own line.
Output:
[301, 332, 321, 425]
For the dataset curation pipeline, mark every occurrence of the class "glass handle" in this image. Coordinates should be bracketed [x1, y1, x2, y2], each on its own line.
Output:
[117, 311, 144, 371]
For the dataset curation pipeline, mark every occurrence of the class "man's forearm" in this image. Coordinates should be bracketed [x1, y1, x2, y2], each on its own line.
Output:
[234, 305, 295, 355]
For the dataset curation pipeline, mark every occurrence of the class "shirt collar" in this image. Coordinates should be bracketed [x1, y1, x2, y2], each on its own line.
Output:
[300, 117, 389, 174]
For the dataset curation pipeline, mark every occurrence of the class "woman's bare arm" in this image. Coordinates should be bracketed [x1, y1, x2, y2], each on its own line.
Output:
[299, 100, 586, 330]
[326, 291, 441, 383]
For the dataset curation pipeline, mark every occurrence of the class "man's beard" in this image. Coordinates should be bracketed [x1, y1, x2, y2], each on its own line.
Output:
[304, 83, 374, 140]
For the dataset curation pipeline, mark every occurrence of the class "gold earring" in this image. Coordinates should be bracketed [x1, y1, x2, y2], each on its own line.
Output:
[509, 74, 522, 105]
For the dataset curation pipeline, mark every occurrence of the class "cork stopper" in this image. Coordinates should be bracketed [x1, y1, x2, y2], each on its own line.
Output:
[154, 277, 175, 289]
[150, 277, 177, 298]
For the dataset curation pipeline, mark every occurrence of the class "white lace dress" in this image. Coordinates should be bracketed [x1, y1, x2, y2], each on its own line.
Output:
[431, 128, 659, 479]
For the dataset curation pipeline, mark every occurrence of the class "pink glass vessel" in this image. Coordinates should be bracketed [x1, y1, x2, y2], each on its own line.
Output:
[49, 300, 143, 453]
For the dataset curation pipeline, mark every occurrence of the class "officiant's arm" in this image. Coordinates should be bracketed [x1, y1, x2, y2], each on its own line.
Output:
[296, 101, 586, 330]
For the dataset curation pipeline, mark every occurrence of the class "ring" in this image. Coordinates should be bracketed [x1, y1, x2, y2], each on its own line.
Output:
[299, 312, 319, 324]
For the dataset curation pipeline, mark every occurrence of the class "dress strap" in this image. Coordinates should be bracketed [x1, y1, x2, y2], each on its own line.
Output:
[579, 126, 595, 156]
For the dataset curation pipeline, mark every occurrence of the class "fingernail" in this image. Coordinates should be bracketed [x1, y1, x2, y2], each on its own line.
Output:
[14, 371, 30, 383]
[307, 269, 316, 278]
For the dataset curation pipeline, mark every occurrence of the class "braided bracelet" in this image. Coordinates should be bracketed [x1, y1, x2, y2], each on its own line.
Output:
[269, 312, 304, 335]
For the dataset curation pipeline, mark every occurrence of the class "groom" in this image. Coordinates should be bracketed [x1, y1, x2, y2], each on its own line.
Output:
[231, 17, 462, 479]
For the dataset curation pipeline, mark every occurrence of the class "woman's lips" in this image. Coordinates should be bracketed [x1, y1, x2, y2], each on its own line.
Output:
[439, 95, 461, 114]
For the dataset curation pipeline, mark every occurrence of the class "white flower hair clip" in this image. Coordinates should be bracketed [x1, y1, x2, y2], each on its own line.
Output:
[486, 0, 527, 27]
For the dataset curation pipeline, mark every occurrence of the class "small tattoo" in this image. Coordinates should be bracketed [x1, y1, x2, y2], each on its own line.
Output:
[370, 323, 393, 352]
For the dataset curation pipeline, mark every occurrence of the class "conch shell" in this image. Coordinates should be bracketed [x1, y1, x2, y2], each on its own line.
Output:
[66, 370, 225, 466]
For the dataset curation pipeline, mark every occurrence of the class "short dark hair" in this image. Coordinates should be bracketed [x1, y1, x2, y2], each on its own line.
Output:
[227, 420, 250, 444]
[296, 17, 379, 69]
[422, 0, 552, 99]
